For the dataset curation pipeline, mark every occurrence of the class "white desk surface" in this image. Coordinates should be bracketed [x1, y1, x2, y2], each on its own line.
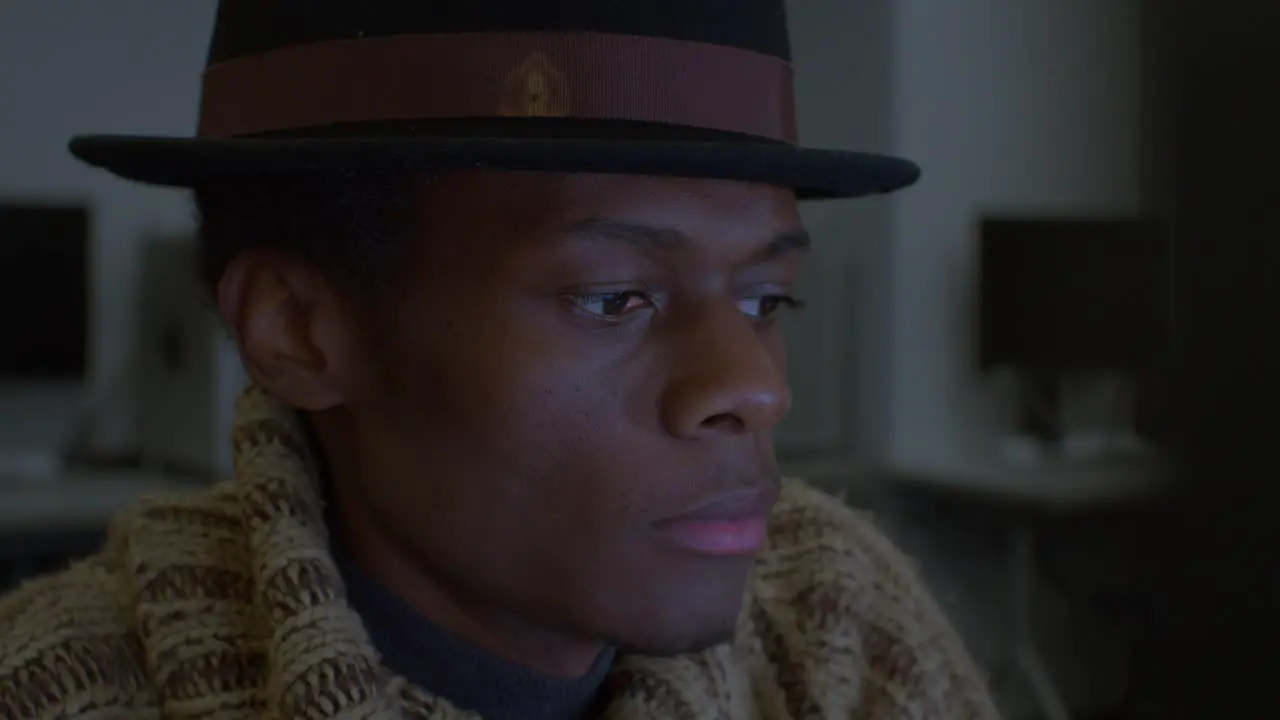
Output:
[0, 472, 201, 535]
[883, 457, 1170, 511]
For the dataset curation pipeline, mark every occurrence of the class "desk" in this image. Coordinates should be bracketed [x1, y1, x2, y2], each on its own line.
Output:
[887, 458, 1166, 511]
[885, 458, 1169, 720]
[0, 471, 199, 535]
[0, 471, 200, 589]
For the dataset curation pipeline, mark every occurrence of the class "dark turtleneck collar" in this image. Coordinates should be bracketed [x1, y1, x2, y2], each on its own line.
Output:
[332, 547, 616, 720]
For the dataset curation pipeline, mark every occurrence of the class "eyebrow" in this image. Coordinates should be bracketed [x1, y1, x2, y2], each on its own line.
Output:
[565, 218, 812, 263]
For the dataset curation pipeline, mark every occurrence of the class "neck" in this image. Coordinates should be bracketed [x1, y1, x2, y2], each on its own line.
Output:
[332, 494, 606, 677]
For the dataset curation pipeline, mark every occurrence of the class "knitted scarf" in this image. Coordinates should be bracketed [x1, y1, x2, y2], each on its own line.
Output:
[0, 386, 998, 719]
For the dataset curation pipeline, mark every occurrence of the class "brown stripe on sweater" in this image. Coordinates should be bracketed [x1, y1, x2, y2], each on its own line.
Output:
[137, 500, 245, 533]
[0, 634, 153, 718]
[135, 564, 255, 605]
[747, 596, 824, 719]
[256, 555, 342, 623]
[155, 647, 268, 703]
[233, 416, 317, 467]
[683, 650, 738, 719]
[856, 620, 934, 717]
[239, 474, 327, 532]
[276, 654, 385, 718]
[602, 667, 703, 720]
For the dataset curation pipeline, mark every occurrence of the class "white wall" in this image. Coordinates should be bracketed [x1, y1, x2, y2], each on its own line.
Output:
[2, 1, 1148, 471]
[0, 1, 218, 450]
[783, 0, 896, 467]
[885, 0, 1147, 471]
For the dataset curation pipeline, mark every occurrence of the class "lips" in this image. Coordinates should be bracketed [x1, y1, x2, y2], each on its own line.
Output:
[650, 486, 779, 556]
[662, 487, 780, 523]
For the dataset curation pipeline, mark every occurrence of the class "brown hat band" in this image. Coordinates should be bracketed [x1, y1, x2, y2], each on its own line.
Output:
[197, 32, 798, 143]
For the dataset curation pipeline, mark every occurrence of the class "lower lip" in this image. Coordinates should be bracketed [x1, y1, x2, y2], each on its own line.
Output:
[652, 516, 770, 556]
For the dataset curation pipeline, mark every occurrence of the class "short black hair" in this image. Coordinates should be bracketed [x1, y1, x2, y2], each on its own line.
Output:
[193, 171, 422, 303]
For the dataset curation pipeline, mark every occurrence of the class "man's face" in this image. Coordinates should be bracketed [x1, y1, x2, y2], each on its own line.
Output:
[333, 171, 806, 660]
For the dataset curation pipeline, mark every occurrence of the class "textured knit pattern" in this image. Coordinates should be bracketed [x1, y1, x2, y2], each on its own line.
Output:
[0, 386, 999, 719]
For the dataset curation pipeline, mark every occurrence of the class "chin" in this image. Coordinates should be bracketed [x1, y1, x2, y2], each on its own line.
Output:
[607, 577, 749, 657]
[615, 617, 739, 658]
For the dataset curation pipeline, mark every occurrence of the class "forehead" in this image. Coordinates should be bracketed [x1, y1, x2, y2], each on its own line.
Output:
[412, 170, 802, 256]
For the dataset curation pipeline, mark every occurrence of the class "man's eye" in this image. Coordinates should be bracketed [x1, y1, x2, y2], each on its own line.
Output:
[738, 295, 804, 319]
[573, 291, 652, 318]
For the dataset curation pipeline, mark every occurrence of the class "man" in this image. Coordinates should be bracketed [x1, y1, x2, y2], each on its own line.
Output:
[1, 1, 998, 718]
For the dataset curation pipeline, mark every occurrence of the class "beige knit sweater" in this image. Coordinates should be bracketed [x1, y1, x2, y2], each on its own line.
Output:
[0, 387, 998, 719]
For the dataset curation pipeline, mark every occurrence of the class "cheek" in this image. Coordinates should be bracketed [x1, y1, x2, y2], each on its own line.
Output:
[375, 317, 635, 477]
[407, 309, 646, 446]
[364, 288, 669, 507]
[454, 357, 629, 470]
[764, 325, 789, 374]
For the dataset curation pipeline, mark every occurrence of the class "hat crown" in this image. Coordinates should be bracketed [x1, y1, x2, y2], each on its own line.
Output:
[207, 0, 793, 65]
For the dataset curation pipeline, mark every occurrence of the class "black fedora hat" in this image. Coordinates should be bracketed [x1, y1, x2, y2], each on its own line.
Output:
[68, 0, 920, 199]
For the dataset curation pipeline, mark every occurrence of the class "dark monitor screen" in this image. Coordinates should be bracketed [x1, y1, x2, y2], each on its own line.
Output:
[978, 215, 1173, 373]
[0, 203, 90, 380]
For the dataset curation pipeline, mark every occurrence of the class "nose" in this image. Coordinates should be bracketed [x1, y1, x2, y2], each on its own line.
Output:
[659, 302, 792, 439]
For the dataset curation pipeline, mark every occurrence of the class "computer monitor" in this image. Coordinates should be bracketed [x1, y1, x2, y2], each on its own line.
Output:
[978, 215, 1173, 374]
[0, 201, 92, 476]
[0, 202, 90, 380]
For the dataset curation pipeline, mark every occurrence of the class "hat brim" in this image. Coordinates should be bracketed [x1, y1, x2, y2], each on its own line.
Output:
[68, 135, 919, 200]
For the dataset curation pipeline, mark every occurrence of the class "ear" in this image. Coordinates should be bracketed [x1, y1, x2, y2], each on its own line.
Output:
[216, 251, 353, 411]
